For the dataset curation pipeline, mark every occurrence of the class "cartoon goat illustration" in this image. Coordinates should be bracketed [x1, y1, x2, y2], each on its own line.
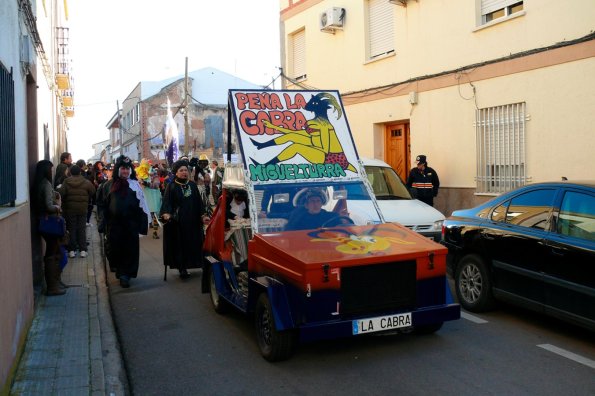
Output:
[250, 93, 356, 172]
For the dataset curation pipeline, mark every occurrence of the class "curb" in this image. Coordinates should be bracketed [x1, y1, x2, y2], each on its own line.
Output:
[91, 224, 129, 395]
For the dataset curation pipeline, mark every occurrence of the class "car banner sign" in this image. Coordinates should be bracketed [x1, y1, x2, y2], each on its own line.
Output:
[228, 90, 361, 185]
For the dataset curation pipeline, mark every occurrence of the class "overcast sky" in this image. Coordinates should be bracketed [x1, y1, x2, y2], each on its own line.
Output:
[67, 0, 281, 160]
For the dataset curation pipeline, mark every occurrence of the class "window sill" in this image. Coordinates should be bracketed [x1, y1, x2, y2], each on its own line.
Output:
[364, 51, 396, 65]
[0, 204, 23, 221]
[473, 11, 526, 33]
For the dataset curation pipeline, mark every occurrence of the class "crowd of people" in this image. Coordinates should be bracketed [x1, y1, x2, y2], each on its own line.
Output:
[33, 151, 440, 294]
[33, 152, 225, 293]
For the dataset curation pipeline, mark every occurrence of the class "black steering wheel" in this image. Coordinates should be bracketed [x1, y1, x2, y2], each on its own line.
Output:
[321, 215, 355, 228]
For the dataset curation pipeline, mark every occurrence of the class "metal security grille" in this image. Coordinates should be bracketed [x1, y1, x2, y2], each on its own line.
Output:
[0, 64, 16, 206]
[476, 102, 527, 194]
[341, 261, 416, 317]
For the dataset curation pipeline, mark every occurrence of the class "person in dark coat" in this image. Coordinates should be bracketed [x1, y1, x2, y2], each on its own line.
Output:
[53, 152, 72, 188]
[57, 164, 95, 258]
[406, 154, 440, 207]
[33, 160, 67, 296]
[160, 160, 210, 279]
[97, 155, 151, 288]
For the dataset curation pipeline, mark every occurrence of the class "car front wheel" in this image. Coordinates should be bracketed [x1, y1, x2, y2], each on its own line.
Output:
[455, 254, 495, 312]
[255, 293, 296, 362]
[209, 267, 229, 314]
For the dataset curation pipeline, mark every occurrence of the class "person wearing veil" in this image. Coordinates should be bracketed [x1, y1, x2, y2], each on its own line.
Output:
[97, 155, 151, 288]
[160, 159, 210, 279]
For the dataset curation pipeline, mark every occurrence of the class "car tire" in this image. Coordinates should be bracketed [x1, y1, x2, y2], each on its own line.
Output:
[209, 267, 229, 314]
[255, 293, 296, 362]
[455, 254, 495, 312]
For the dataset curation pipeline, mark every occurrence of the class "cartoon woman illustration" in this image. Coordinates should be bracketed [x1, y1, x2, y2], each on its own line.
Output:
[250, 93, 356, 172]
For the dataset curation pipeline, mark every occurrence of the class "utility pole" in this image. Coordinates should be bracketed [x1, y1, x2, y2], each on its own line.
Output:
[117, 100, 122, 158]
[184, 57, 190, 156]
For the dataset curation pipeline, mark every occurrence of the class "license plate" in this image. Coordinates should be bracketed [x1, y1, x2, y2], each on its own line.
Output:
[352, 312, 412, 335]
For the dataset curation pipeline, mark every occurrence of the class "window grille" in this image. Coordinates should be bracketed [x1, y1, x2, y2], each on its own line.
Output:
[0, 63, 16, 206]
[476, 102, 527, 194]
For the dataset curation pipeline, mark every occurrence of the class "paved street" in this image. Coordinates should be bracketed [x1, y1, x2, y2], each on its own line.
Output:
[109, 232, 595, 396]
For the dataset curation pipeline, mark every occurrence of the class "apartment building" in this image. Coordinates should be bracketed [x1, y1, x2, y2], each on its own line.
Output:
[0, 0, 72, 389]
[279, 0, 595, 215]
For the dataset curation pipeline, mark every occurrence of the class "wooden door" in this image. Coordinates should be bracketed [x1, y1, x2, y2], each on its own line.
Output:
[384, 123, 410, 181]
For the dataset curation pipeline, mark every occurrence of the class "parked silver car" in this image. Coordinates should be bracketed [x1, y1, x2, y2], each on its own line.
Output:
[362, 158, 445, 240]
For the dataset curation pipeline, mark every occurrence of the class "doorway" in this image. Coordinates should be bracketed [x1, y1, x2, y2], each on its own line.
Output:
[384, 122, 410, 181]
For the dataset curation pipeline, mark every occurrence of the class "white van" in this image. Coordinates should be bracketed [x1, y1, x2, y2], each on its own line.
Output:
[362, 158, 445, 240]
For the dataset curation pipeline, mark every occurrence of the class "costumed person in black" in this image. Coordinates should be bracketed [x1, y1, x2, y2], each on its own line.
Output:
[97, 155, 151, 288]
[226, 188, 250, 226]
[285, 188, 339, 231]
[406, 154, 440, 207]
[160, 160, 210, 279]
[33, 160, 67, 296]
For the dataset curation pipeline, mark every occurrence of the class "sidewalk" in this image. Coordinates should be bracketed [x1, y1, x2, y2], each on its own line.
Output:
[10, 218, 127, 396]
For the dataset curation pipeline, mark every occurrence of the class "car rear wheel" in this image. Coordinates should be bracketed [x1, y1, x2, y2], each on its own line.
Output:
[209, 267, 229, 314]
[255, 293, 296, 362]
[455, 254, 495, 312]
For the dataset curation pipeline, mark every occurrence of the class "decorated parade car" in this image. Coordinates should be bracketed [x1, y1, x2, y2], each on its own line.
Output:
[202, 89, 460, 361]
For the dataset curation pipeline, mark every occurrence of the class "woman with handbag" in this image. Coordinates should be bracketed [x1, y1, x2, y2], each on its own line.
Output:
[32, 160, 66, 296]
[160, 160, 210, 279]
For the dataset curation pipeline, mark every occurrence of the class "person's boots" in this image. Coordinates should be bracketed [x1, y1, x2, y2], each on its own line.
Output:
[54, 254, 69, 289]
[44, 256, 66, 296]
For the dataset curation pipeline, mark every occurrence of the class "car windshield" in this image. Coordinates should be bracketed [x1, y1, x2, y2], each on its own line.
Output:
[365, 165, 412, 200]
[254, 181, 382, 232]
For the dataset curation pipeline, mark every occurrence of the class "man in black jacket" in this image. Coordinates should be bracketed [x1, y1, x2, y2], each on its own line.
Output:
[406, 154, 440, 207]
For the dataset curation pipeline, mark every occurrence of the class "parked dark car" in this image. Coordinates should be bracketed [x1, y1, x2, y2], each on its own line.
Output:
[441, 181, 595, 331]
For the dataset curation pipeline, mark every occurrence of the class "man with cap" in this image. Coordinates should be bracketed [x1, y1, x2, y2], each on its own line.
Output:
[406, 154, 440, 207]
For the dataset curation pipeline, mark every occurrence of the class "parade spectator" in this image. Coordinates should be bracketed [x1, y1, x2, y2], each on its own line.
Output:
[53, 152, 72, 188]
[406, 154, 440, 207]
[160, 160, 210, 279]
[210, 160, 224, 202]
[97, 155, 151, 288]
[57, 165, 95, 258]
[33, 160, 66, 296]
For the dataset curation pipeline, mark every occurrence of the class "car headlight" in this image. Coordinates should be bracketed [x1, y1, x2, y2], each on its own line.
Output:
[432, 220, 444, 231]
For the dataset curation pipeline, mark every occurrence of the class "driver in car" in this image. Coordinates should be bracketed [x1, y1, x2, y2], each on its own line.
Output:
[285, 188, 341, 231]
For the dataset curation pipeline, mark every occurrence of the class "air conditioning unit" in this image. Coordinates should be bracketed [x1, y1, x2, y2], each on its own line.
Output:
[320, 7, 345, 32]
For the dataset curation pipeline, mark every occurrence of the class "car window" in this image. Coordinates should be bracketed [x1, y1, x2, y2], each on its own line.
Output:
[557, 191, 595, 242]
[505, 189, 556, 229]
[365, 166, 411, 199]
[491, 201, 509, 222]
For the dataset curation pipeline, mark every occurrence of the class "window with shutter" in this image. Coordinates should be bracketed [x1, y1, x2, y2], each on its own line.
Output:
[481, 1, 524, 24]
[367, 0, 394, 60]
[291, 29, 306, 80]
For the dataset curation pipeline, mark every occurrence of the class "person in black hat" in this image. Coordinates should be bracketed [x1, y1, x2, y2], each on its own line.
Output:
[159, 159, 210, 279]
[96, 155, 151, 288]
[406, 154, 440, 207]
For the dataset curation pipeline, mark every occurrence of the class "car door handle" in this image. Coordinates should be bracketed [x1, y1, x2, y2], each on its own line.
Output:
[550, 246, 566, 256]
